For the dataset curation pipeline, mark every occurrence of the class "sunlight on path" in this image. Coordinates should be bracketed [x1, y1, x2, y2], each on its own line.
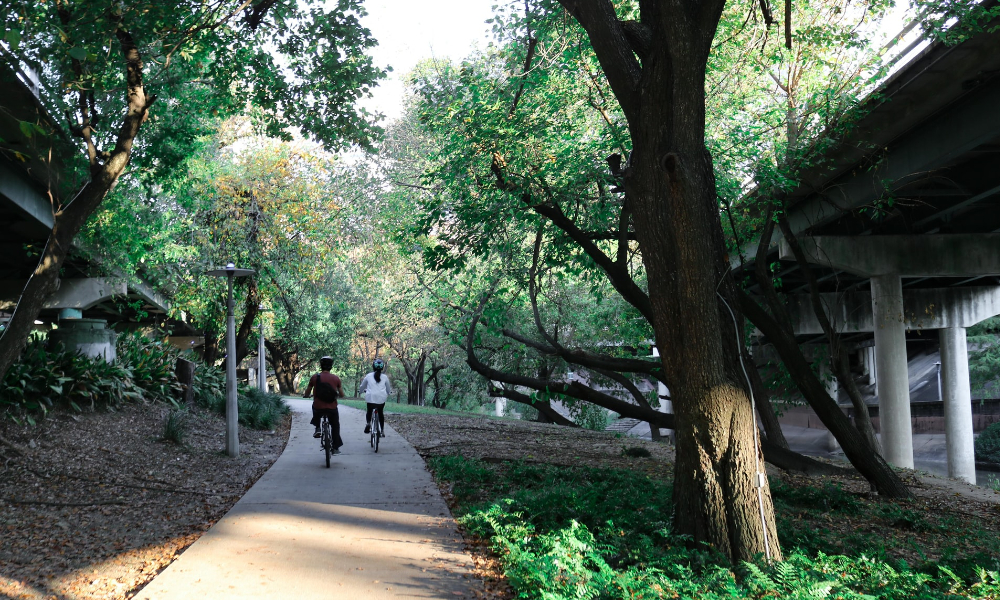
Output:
[136, 400, 478, 599]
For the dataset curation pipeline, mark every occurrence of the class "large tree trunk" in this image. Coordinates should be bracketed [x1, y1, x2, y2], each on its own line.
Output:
[555, 0, 780, 562]
[0, 28, 155, 382]
[233, 279, 260, 366]
[266, 339, 299, 395]
[628, 40, 780, 567]
[203, 329, 220, 366]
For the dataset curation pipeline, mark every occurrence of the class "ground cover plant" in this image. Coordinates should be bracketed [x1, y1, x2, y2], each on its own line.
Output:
[0, 332, 285, 430]
[976, 422, 1000, 465]
[194, 378, 289, 431]
[429, 456, 1000, 599]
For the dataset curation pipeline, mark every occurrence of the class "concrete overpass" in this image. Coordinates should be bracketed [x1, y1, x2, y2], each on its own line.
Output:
[732, 16, 1000, 484]
[0, 54, 173, 349]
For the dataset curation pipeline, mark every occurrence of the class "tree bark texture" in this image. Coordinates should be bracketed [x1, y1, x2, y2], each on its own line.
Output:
[232, 279, 261, 366]
[265, 339, 299, 395]
[554, 0, 781, 561]
[0, 28, 155, 382]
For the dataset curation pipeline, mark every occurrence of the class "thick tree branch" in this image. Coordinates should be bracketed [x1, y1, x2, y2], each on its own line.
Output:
[502, 328, 665, 383]
[555, 0, 641, 121]
[490, 385, 578, 426]
[533, 200, 652, 320]
[778, 215, 881, 454]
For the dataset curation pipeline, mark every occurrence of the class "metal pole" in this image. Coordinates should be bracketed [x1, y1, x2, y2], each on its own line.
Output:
[226, 272, 239, 457]
[258, 318, 267, 392]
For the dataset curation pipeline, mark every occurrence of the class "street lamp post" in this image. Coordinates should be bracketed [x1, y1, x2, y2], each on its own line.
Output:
[207, 263, 255, 457]
[258, 304, 269, 393]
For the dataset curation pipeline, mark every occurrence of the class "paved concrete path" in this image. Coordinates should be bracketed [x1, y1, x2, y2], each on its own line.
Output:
[137, 400, 478, 600]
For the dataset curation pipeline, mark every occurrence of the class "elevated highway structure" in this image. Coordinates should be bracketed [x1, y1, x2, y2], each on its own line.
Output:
[0, 55, 174, 359]
[733, 18, 1000, 483]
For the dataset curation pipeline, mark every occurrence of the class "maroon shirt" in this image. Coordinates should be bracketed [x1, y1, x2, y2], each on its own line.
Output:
[309, 372, 342, 409]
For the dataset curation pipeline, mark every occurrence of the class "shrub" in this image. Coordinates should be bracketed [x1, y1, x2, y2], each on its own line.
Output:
[238, 385, 289, 430]
[116, 332, 183, 402]
[192, 363, 226, 413]
[161, 408, 188, 444]
[0, 339, 141, 423]
[192, 375, 288, 431]
[622, 446, 652, 458]
[975, 421, 1000, 464]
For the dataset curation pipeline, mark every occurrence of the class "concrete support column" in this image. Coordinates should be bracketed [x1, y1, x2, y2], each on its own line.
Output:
[940, 326, 976, 484]
[871, 273, 914, 468]
[822, 362, 841, 451]
[258, 320, 267, 393]
[869, 346, 878, 391]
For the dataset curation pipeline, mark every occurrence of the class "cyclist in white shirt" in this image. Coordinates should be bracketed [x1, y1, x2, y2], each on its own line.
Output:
[358, 358, 393, 436]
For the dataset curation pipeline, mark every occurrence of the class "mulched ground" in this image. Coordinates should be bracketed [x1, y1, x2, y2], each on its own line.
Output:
[389, 413, 676, 479]
[0, 402, 290, 600]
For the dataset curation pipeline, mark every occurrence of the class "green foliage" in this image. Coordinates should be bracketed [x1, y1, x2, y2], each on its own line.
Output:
[237, 386, 290, 430]
[161, 408, 188, 444]
[193, 379, 288, 430]
[116, 332, 184, 402]
[429, 456, 1000, 600]
[975, 421, 1000, 464]
[192, 362, 226, 413]
[968, 317, 1000, 397]
[0, 338, 141, 422]
[563, 399, 611, 431]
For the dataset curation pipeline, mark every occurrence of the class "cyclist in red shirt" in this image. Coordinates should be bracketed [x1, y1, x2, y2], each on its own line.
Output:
[303, 356, 345, 452]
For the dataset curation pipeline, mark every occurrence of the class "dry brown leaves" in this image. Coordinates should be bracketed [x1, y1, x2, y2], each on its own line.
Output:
[0, 402, 290, 600]
[391, 413, 675, 479]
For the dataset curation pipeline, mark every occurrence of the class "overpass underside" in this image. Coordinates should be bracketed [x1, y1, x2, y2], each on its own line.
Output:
[733, 19, 1000, 485]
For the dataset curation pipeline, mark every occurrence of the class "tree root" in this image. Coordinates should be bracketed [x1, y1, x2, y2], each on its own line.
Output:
[3, 498, 126, 507]
[0, 435, 27, 457]
[762, 442, 856, 477]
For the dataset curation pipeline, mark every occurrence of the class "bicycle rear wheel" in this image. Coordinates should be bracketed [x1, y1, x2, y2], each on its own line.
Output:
[323, 421, 332, 468]
[374, 418, 380, 453]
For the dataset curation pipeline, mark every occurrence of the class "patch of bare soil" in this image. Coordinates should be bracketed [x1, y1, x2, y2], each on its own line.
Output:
[391, 414, 675, 479]
[0, 402, 290, 600]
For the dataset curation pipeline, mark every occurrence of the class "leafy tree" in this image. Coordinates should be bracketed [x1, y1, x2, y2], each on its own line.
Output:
[0, 0, 384, 379]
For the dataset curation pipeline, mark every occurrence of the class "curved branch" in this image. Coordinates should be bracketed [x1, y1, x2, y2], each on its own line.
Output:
[501, 328, 666, 384]
[490, 385, 578, 426]
[533, 201, 652, 320]
[555, 0, 641, 121]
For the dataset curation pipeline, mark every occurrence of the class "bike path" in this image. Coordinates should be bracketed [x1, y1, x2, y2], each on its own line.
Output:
[137, 399, 479, 600]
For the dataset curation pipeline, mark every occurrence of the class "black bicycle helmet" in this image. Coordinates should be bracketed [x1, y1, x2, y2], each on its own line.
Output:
[372, 358, 385, 371]
[320, 356, 334, 370]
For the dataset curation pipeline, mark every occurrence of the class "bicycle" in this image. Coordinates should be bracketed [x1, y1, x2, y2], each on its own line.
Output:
[320, 413, 335, 467]
[369, 406, 383, 453]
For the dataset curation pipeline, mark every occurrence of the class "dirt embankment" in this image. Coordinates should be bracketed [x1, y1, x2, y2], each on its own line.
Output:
[0, 403, 290, 600]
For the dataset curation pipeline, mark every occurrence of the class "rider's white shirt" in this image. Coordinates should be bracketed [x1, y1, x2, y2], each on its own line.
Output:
[359, 372, 392, 404]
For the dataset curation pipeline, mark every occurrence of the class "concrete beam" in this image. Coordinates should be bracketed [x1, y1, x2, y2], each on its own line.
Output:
[0, 278, 126, 311]
[733, 73, 1000, 268]
[0, 161, 54, 229]
[783, 286, 1000, 334]
[779, 234, 1000, 277]
[129, 277, 171, 313]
